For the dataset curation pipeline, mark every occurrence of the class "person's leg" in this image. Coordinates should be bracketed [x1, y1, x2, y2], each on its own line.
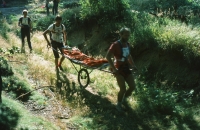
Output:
[55, 2, 58, 15]
[124, 74, 135, 98]
[59, 56, 65, 66]
[52, 1, 55, 15]
[21, 30, 25, 53]
[46, 2, 49, 15]
[116, 75, 126, 102]
[51, 41, 60, 69]
[55, 58, 59, 68]
[115, 75, 126, 111]
[58, 46, 65, 66]
[27, 30, 32, 52]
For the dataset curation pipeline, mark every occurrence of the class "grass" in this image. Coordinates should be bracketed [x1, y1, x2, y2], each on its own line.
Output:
[1, 96, 59, 130]
[1, 0, 200, 129]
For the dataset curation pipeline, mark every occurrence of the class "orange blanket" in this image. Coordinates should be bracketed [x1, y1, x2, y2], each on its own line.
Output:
[63, 49, 108, 67]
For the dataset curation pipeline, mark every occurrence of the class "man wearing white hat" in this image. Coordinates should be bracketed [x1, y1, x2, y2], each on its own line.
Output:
[18, 9, 33, 53]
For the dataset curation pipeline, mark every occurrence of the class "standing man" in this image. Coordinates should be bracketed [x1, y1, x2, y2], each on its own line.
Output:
[43, 15, 67, 71]
[52, 0, 60, 15]
[106, 27, 137, 112]
[46, 0, 50, 16]
[18, 9, 33, 53]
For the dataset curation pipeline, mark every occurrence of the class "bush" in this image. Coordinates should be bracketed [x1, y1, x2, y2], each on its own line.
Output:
[0, 19, 9, 39]
[0, 57, 13, 76]
[0, 104, 20, 130]
[61, 7, 82, 33]
[35, 15, 55, 31]
[2, 76, 32, 101]
[80, 0, 131, 25]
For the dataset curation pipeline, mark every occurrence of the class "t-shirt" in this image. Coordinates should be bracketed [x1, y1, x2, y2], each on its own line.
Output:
[48, 24, 66, 43]
[19, 17, 31, 26]
[108, 41, 130, 68]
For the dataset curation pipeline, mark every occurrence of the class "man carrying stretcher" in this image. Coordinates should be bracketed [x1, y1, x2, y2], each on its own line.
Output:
[43, 15, 67, 71]
[106, 27, 137, 112]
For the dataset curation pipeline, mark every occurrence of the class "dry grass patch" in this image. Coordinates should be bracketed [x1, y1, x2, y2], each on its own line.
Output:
[27, 54, 56, 85]
[31, 32, 55, 61]
[0, 36, 10, 48]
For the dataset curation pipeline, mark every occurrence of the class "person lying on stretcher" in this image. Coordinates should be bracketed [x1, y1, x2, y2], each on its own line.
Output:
[62, 47, 108, 67]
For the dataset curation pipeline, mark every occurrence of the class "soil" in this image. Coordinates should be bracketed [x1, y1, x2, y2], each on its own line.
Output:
[2, 0, 200, 129]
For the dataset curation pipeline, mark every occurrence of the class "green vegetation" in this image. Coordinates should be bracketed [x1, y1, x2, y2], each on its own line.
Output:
[1, 0, 200, 129]
[0, 97, 59, 130]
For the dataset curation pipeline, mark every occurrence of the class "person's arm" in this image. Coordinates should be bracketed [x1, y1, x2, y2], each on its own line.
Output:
[106, 51, 118, 74]
[63, 30, 67, 45]
[29, 18, 32, 31]
[43, 29, 51, 46]
[18, 18, 23, 28]
[128, 55, 137, 70]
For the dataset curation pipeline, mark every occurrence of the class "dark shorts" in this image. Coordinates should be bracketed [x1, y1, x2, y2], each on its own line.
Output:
[51, 40, 64, 58]
[118, 64, 132, 78]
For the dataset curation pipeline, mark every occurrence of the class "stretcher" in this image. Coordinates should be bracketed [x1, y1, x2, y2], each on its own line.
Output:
[61, 46, 111, 88]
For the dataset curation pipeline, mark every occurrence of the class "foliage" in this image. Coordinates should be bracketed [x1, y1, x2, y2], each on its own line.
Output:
[0, 18, 9, 39]
[0, 97, 59, 130]
[79, 0, 131, 25]
[61, 7, 82, 33]
[0, 56, 13, 76]
[0, 103, 20, 130]
[35, 15, 55, 31]
[2, 76, 33, 101]
[5, 0, 28, 2]
[61, 1, 80, 8]
[0, 46, 21, 55]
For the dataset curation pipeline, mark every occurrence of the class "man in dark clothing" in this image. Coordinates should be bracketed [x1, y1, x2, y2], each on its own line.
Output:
[52, 0, 59, 15]
[18, 9, 33, 53]
[106, 27, 137, 112]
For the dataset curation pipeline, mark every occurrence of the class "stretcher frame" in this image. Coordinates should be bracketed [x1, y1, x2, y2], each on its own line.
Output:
[61, 47, 112, 88]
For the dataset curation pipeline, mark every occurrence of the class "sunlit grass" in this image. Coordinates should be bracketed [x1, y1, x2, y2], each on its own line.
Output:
[1, 96, 59, 130]
[1, 3, 200, 129]
[89, 69, 118, 96]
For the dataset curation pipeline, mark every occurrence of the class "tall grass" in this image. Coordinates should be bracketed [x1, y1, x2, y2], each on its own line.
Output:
[0, 18, 9, 39]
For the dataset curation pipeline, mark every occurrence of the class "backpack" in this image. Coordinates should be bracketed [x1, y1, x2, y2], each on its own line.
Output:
[49, 23, 64, 41]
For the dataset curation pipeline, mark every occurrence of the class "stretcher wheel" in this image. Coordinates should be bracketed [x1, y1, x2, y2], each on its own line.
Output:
[78, 69, 90, 88]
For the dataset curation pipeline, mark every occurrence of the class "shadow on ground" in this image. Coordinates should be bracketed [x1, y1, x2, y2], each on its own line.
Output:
[55, 71, 200, 130]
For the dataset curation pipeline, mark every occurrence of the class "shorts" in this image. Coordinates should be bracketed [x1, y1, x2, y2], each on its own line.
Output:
[117, 64, 132, 78]
[51, 40, 64, 58]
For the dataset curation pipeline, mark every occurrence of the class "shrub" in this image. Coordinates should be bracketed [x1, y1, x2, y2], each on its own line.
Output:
[61, 7, 82, 33]
[0, 18, 9, 39]
[0, 104, 20, 130]
[79, 0, 131, 25]
[0, 57, 13, 76]
[35, 15, 55, 31]
[2, 76, 32, 101]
